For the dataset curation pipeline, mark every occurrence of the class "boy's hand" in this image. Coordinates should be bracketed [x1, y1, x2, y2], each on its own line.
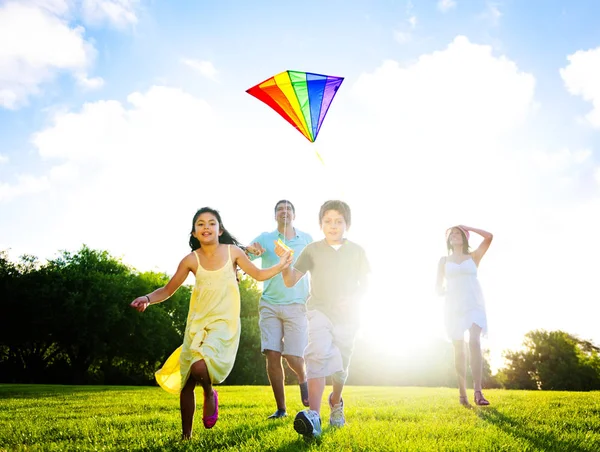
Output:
[246, 242, 265, 257]
[278, 250, 293, 269]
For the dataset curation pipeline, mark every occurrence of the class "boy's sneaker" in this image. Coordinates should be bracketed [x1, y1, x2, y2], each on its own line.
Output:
[328, 392, 345, 427]
[294, 410, 322, 438]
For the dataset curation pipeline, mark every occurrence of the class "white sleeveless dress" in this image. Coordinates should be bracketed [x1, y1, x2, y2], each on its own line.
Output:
[444, 257, 487, 340]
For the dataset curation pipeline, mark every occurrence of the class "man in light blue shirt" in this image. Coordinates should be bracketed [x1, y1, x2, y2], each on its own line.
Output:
[247, 200, 312, 419]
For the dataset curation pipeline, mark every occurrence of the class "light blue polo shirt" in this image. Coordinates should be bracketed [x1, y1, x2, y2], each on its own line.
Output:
[249, 229, 312, 305]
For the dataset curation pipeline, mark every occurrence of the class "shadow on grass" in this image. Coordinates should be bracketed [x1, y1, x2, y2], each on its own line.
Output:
[273, 433, 323, 452]
[0, 384, 150, 399]
[272, 425, 345, 451]
[478, 408, 595, 452]
[137, 419, 288, 452]
[134, 419, 333, 452]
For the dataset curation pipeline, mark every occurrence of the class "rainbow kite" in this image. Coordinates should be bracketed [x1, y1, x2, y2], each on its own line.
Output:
[246, 70, 344, 143]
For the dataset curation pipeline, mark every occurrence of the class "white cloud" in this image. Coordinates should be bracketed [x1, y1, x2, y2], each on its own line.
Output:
[33, 86, 214, 164]
[438, 0, 456, 13]
[0, 154, 8, 164]
[80, 0, 139, 28]
[0, 161, 79, 202]
[75, 73, 105, 89]
[349, 35, 537, 234]
[9, 86, 221, 266]
[560, 46, 600, 128]
[478, 2, 502, 26]
[0, 174, 50, 202]
[352, 36, 535, 143]
[393, 6, 417, 44]
[0, 1, 97, 109]
[49, 162, 80, 183]
[408, 15, 417, 29]
[489, 4, 501, 20]
[531, 147, 591, 171]
[181, 59, 219, 81]
[27, 0, 73, 16]
[393, 31, 412, 44]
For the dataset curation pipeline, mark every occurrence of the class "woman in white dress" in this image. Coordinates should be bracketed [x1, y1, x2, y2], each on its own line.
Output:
[436, 225, 493, 407]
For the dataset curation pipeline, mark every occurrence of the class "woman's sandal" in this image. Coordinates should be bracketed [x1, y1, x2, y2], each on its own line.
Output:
[202, 389, 219, 429]
[474, 390, 490, 406]
[459, 395, 471, 407]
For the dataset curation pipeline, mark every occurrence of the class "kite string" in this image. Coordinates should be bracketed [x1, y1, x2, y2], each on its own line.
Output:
[314, 149, 346, 199]
[284, 205, 287, 247]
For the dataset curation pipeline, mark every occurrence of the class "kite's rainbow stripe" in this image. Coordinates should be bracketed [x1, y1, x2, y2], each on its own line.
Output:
[246, 70, 344, 143]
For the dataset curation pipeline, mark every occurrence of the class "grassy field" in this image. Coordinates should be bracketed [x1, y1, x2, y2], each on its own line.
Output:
[1, 384, 599, 451]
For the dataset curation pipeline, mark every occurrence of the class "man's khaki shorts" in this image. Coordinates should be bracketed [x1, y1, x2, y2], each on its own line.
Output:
[259, 299, 308, 357]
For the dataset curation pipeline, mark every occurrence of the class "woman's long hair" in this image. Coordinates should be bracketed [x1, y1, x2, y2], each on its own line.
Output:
[189, 207, 244, 251]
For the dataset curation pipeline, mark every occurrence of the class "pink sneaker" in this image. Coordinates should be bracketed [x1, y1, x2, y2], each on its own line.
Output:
[203, 390, 219, 429]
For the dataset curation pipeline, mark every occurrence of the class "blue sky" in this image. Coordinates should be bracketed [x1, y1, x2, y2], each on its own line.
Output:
[2, 0, 600, 370]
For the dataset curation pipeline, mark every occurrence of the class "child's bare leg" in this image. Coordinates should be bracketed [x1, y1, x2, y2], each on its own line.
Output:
[453, 340, 467, 398]
[308, 377, 326, 414]
[190, 360, 215, 418]
[330, 378, 344, 406]
[180, 376, 196, 439]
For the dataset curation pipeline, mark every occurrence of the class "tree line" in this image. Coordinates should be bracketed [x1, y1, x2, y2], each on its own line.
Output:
[1, 246, 599, 390]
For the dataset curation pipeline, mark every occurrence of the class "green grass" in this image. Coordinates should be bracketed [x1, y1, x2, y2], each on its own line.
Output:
[1, 385, 599, 451]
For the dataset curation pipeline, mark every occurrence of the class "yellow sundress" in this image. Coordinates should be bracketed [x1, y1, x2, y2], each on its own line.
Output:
[155, 245, 241, 394]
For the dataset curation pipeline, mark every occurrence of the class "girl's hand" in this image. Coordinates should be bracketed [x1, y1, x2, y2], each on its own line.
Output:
[130, 297, 150, 312]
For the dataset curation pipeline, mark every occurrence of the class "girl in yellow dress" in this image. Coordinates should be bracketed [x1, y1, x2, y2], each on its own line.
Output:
[131, 207, 292, 439]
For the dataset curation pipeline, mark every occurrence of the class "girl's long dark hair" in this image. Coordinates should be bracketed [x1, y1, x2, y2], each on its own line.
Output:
[189, 207, 244, 251]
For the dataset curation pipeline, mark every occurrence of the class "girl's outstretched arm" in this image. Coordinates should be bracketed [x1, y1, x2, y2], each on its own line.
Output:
[130, 253, 195, 312]
[436, 256, 446, 296]
[232, 246, 292, 281]
[460, 225, 493, 265]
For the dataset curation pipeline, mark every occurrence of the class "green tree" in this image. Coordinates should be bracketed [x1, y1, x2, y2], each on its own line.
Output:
[0, 251, 62, 382]
[498, 330, 600, 390]
[226, 275, 269, 385]
[0, 246, 192, 385]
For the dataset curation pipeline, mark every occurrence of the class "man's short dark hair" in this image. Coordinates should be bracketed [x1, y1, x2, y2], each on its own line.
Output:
[274, 200, 295, 214]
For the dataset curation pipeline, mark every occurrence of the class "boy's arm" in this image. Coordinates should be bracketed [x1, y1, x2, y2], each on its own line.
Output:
[276, 239, 309, 287]
[281, 266, 305, 287]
